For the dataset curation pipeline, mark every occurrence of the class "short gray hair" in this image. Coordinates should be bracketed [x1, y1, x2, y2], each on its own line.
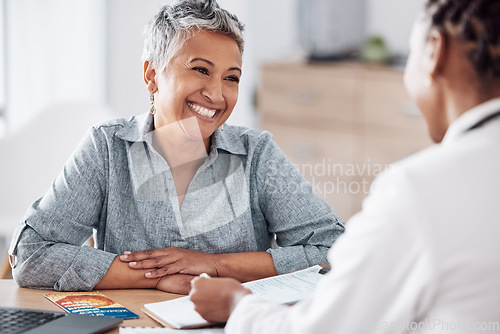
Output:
[142, 0, 245, 72]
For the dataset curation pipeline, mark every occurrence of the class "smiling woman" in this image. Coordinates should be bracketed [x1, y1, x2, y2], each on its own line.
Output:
[8, 0, 344, 295]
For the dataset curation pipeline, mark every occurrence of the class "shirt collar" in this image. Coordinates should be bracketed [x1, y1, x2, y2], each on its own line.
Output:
[116, 113, 248, 156]
[115, 113, 153, 143]
[442, 97, 500, 144]
[210, 126, 248, 155]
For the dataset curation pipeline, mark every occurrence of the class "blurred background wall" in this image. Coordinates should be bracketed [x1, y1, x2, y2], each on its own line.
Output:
[0, 0, 426, 133]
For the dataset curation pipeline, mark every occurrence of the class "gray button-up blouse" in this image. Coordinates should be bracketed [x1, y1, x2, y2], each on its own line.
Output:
[9, 113, 344, 291]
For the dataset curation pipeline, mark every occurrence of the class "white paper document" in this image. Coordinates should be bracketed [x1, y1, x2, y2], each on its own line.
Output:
[119, 327, 224, 334]
[142, 265, 323, 329]
[242, 264, 323, 304]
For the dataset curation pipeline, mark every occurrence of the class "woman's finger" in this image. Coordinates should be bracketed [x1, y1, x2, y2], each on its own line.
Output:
[128, 258, 174, 270]
[119, 248, 170, 262]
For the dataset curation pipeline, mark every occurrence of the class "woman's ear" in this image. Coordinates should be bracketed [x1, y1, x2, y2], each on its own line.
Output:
[424, 28, 447, 77]
[143, 61, 158, 93]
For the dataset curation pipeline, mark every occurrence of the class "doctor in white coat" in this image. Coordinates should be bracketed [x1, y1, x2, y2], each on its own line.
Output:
[189, 0, 500, 333]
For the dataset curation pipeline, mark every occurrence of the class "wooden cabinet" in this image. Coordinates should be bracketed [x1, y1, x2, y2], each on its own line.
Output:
[257, 62, 433, 220]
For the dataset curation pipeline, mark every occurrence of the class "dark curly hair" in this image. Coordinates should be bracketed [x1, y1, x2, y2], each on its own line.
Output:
[425, 0, 500, 80]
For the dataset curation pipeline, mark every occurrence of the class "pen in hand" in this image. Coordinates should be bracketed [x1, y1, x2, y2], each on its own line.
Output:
[199, 273, 211, 279]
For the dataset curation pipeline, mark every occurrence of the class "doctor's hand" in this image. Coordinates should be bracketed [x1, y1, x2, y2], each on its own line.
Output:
[189, 276, 252, 323]
[119, 246, 219, 279]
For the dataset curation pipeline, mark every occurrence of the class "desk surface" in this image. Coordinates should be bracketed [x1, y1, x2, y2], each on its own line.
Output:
[0, 279, 184, 333]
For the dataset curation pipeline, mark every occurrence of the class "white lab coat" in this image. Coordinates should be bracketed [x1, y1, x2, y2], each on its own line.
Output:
[225, 98, 500, 334]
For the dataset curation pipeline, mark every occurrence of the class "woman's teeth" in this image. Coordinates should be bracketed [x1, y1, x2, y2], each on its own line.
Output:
[188, 102, 217, 118]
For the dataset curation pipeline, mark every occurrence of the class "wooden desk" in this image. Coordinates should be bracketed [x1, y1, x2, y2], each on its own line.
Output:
[0, 279, 184, 333]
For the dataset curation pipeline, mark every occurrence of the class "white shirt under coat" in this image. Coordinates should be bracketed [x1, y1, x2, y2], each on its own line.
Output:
[225, 98, 500, 334]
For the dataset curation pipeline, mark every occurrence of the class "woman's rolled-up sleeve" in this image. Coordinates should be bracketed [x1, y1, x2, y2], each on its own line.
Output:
[253, 132, 345, 274]
[9, 127, 116, 291]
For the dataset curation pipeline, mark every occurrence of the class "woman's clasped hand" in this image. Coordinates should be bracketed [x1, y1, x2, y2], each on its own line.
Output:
[120, 247, 219, 279]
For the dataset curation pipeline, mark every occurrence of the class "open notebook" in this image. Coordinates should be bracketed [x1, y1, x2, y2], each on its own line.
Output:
[142, 265, 324, 329]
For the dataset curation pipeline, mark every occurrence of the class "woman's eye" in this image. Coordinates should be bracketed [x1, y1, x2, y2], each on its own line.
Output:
[193, 67, 209, 75]
[226, 75, 240, 83]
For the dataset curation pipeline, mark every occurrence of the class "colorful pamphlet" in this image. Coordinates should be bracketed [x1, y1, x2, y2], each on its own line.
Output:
[44, 291, 140, 319]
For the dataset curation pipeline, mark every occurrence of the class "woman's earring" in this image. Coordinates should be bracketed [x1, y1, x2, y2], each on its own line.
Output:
[424, 73, 433, 88]
[221, 123, 224, 131]
[149, 94, 156, 115]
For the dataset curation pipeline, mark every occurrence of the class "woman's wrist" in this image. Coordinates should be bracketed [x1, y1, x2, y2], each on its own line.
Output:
[155, 274, 196, 294]
[155, 276, 166, 289]
[210, 252, 277, 282]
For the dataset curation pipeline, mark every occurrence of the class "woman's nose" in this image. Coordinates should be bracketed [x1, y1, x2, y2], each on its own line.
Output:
[202, 79, 224, 104]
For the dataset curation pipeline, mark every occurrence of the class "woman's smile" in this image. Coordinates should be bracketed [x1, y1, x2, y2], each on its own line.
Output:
[187, 101, 220, 119]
